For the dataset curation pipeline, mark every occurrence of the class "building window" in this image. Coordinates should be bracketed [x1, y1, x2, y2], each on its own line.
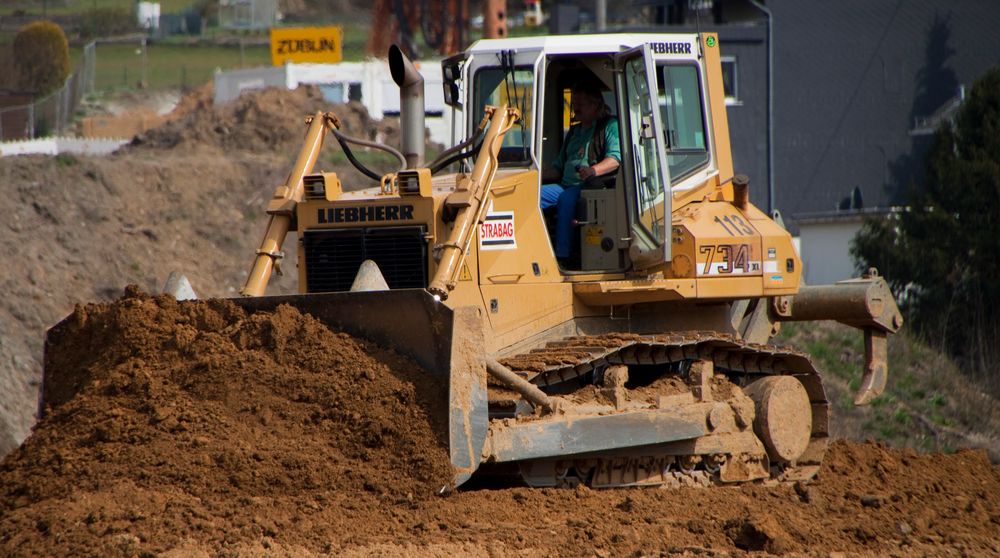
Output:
[721, 56, 740, 106]
[319, 83, 345, 103]
[348, 83, 362, 102]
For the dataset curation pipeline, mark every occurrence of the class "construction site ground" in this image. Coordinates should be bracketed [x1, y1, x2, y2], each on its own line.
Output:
[1, 86, 998, 556]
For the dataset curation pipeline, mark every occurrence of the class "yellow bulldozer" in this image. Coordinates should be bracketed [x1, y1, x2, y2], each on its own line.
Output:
[176, 34, 905, 488]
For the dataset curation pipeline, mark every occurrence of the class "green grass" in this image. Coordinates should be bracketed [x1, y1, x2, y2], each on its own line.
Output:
[780, 321, 862, 382]
[0, 0, 194, 17]
[781, 320, 1000, 458]
[87, 42, 271, 91]
[54, 152, 78, 166]
[338, 23, 371, 62]
[17, 21, 392, 93]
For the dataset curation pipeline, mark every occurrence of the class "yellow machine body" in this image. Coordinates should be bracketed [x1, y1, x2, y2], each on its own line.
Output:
[233, 33, 902, 488]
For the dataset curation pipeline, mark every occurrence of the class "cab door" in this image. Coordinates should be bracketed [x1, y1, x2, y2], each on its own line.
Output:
[615, 44, 673, 266]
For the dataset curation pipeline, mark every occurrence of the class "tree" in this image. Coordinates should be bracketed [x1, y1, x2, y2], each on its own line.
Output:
[853, 66, 1000, 382]
[13, 21, 70, 96]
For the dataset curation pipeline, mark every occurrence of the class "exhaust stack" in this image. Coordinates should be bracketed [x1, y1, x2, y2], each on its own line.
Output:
[388, 45, 425, 168]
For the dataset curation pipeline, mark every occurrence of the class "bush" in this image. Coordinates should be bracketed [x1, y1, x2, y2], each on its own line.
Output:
[13, 21, 70, 96]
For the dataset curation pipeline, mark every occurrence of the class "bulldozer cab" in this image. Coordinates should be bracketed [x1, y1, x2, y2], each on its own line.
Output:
[448, 34, 723, 273]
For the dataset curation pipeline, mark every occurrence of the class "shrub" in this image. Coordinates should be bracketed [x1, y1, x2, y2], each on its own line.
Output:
[13, 21, 70, 96]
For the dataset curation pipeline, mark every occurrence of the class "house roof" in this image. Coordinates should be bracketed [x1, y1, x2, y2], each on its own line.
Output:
[466, 32, 702, 55]
[769, 0, 1000, 222]
[793, 207, 895, 226]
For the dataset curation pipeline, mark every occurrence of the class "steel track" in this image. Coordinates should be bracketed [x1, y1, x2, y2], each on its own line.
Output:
[493, 331, 830, 486]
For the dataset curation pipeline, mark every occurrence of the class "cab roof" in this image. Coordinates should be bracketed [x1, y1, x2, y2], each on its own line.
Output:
[466, 33, 704, 56]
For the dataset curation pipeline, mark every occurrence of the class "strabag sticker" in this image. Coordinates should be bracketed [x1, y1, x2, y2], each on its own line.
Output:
[479, 209, 516, 250]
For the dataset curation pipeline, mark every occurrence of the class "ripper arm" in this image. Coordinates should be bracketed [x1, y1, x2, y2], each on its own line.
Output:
[775, 269, 903, 405]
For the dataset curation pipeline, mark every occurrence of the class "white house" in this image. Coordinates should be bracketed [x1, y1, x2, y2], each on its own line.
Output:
[795, 208, 893, 285]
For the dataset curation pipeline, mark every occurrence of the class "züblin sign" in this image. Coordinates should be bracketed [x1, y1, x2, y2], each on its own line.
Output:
[270, 26, 343, 66]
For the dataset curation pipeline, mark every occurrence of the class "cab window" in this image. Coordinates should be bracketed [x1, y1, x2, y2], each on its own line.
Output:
[624, 56, 667, 242]
[472, 66, 534, 164]
[658, 64, 709, 180]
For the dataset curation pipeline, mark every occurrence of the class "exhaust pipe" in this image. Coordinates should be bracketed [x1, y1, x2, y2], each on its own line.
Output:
[388, 44, 425, 168]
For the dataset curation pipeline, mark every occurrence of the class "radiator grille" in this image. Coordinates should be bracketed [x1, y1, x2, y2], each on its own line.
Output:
[302, 226, 427, 293]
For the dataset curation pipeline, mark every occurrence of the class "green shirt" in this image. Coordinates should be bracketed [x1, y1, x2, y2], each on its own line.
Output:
[552, 118, 621, 187]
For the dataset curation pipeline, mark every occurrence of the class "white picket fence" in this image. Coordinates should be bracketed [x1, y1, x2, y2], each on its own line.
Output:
[0, 136, 129, 157]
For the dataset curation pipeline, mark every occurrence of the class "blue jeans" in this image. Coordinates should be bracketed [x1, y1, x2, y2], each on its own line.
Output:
[540, 183, 581, 259]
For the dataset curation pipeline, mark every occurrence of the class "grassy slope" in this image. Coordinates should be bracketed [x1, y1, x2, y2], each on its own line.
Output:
[779, 321, 1000, 460]
[0, 0, 193, 17]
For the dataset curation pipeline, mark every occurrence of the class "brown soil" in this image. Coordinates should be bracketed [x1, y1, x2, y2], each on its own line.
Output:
[2, 290, 1000, 557]
[130, 86, 378, 155]
[2, 289, 453, 556]
[0, 85, 390, 456]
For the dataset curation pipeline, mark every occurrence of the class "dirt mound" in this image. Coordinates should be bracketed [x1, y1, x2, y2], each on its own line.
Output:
[167, 82, 214, 120]
[0, 84, 399, 457]
[130, 86, 385, 153]
[1, 288, 452, 555]
[2, 289, 1000, 556]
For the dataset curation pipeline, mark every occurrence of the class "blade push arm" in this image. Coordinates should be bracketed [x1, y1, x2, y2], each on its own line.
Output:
[242, 112, 339, 297]
[427, 105, 520, 300]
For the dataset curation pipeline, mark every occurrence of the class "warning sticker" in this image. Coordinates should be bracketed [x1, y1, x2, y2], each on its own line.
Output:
[479, 210, 516, 251]
[459, 263, 473, 281]
[584, 226, 604, 246]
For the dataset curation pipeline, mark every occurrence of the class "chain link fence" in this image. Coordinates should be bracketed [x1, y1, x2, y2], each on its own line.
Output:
[0, 41, 96, 142]
[218, 0, 278, 29]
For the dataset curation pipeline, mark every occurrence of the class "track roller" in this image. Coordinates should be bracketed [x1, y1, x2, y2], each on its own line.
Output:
[742, 376, 812, 463]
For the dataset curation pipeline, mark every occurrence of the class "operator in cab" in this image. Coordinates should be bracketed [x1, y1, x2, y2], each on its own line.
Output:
[540, 79, 621, 266]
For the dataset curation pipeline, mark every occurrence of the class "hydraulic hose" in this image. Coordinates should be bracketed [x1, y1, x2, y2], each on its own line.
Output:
[330, 127, 406, 181]
[430, 138, 484, 174]
[335, 136, 380, 181]
[427, 127, 484, 169]
[427, 113, 491, 174]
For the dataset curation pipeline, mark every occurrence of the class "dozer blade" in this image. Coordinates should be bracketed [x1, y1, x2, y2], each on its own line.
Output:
[230, 290, 489, 487]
